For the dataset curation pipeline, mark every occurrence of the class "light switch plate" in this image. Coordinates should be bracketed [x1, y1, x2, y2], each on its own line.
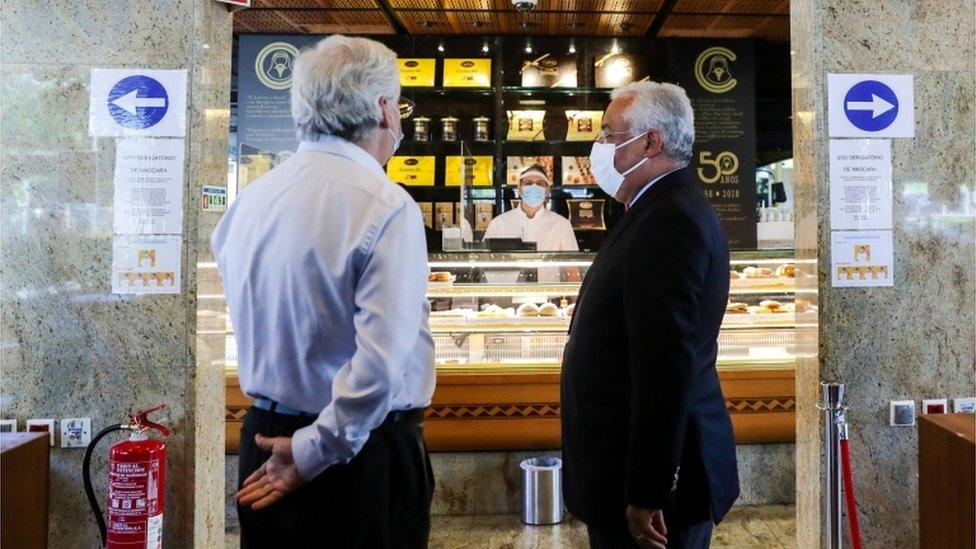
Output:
[61, 418, 92, 448]
[889, 400, 916, 426]
[952, 397, 976, 413]
[921, 399, 948, 415]
[26, 419, 56, 446]
[0, 419, 16, 433]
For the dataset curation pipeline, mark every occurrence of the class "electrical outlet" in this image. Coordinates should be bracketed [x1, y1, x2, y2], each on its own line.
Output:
[889, 400, 916, 426]
[953, 397, 976, 413]
[61, 418, 92, 448]
[26, 419, 56, 446]
[921, 399, 948, 415]
[0, 419, 16, 433]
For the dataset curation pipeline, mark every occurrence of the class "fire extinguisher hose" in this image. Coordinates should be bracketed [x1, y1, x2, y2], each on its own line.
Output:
[83, 424, 124, 547]
[839, 438, 863, 549]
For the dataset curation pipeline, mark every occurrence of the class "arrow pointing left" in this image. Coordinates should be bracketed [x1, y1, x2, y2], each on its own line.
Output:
[110, 89, 167, 116]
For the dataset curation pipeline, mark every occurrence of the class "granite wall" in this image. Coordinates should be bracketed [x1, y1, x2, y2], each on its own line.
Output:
[0, 1, 232, 546]
[791, 0, 976, 546]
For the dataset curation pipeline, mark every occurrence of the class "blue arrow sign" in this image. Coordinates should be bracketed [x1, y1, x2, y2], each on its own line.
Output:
[843, 80, 898, 132]
[107, 75, 169, 129]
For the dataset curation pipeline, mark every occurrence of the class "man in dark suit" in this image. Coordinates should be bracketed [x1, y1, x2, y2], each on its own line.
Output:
[562, 81, 739, 549]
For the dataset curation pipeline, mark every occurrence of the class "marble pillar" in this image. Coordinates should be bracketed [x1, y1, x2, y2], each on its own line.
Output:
[791, 0, 975, 546]
[0, 1, 232, 546]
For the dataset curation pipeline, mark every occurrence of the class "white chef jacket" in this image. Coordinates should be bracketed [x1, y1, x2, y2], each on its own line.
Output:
[211, 135, 436, 480]
[483, 207, 579, 252]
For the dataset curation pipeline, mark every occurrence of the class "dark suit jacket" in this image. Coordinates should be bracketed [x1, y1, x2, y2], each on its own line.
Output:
[561, 167, 740, 526]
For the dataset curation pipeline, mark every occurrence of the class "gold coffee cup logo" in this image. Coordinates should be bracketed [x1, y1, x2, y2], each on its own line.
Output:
[696, 151, 739, 184]
[694, 47, 737, 94]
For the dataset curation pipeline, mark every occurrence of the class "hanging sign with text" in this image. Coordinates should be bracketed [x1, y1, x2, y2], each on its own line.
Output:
[670, 40, 757, 249]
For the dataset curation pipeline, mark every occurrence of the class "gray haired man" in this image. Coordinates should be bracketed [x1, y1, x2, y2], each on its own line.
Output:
[561, 81, 740, 549]
[213, 35, 435, 547]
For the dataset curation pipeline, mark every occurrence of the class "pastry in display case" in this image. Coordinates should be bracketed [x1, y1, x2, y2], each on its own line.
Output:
[425, 251, 805, 370]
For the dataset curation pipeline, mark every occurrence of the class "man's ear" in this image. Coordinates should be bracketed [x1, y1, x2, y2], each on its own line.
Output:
[644, 130, 663, 157]
[379, 97, 394, 130]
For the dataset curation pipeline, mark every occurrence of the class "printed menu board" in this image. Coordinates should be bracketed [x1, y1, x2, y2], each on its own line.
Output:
[443, 59, 491, 87]
[398, 58, 436, 87]
[387, 156, 436, 186]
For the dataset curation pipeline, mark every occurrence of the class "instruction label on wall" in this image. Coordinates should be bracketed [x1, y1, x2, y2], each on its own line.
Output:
[112, 235, 182, 294]
[113, 138, 185, 234]
[201, 186, 227, 212]
[830, 230, 894, 287]
[829, 139, 892, 230]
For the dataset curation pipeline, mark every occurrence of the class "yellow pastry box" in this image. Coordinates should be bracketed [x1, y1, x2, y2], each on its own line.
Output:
[387, 156, 436, 186]
[445, 156, 493, 187]
[443, 58, 491, 88]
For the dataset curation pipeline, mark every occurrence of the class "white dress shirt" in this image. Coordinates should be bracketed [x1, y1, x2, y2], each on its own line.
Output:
[212, 135, 435, 480]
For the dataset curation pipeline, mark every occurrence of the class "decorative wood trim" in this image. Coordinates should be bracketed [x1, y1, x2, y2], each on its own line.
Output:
[225, 366, 796, 454]
[426, 403, 561, 420]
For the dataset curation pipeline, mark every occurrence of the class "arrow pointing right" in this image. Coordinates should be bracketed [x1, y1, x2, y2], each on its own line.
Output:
[846, 93, 896, 119]
[110, 90, 167, 116]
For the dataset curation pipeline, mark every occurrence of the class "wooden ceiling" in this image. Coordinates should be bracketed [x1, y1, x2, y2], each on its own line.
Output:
[232, 0, 790, 41]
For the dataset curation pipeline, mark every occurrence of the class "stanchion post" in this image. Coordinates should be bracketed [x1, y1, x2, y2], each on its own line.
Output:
[821, 381, 846, 549]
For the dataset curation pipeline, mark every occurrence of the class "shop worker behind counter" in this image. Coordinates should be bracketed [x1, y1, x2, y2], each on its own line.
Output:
[212, 35, 435, 548]
[561, 81, 740, 549]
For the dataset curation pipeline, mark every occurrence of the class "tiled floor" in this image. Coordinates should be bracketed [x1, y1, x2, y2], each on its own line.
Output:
[225, 505, 795, 548]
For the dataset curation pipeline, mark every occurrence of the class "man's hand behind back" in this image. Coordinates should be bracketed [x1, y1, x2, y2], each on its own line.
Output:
[236, 434, 307, 510]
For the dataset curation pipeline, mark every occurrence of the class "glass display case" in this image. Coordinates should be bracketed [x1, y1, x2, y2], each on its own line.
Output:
[424, 250, 805, 373]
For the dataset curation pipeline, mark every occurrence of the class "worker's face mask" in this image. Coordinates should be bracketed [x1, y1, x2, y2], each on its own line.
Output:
[589, 132, 648, 199]
[521, 184, 547, 208]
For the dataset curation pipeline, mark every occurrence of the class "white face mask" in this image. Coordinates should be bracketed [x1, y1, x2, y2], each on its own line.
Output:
[520, 184, 547, 208]
[387, 121, 403, 157]
[589, 132, 648, 199]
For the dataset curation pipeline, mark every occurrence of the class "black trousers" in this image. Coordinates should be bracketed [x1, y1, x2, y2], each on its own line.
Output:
[237, 406, 435, 549]
[586, 513, 713, 549]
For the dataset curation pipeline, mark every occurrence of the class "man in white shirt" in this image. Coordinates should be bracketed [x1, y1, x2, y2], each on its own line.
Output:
[213, 35, 435, 548]
[484, 164, 579, 252]
[484, 165, 579, 282]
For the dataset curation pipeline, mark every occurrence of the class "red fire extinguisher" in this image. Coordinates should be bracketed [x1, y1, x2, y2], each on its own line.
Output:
[83, 404, 170, 548]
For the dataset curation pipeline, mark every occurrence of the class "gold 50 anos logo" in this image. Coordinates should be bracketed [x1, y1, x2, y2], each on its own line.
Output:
[696, 151, 739, 184]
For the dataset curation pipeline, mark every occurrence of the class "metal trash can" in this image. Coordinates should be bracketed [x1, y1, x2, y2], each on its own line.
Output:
[520, 457, 564, 525]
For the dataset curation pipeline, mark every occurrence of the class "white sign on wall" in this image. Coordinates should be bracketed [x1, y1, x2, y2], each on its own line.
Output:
[828, 74, 914, 138]
[829, 139, 892, 230]
[89, 69, 187, 137]
[113, 138, 185, 234]
[830, 230, 894, 288]
[112, 235, 182, 294]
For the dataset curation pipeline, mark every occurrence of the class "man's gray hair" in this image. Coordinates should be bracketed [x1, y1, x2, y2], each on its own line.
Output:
[291, 35, 400, 143]
[611, 81, 695, 166]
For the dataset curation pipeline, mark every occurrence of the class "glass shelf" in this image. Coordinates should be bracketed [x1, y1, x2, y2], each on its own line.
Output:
[403, 87, 494, 95]
[502, 87, 613, 95]
[402, 140, 495, 146]
[503, 140, 594, 145]
[427, 283, 581, 298]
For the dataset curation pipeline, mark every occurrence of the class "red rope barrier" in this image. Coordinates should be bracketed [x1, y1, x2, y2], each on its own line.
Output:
[840, 438, 863, 549]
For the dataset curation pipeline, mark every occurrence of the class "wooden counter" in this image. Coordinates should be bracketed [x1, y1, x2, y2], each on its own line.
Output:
[1, 432, 50, 549]
[918, 413, 975, 549]
[225, 365, 795, 453]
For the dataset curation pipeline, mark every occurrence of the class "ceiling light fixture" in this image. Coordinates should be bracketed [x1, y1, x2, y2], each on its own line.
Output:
[482, 42, 490, 53]
[524, 41, 533, 54]
[568, 22, 584, 30]
[568, 41, 576, 54]
[610, 39, 621, 55]
[437, 42, 445, 52]
[619, 22, 633, 32]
